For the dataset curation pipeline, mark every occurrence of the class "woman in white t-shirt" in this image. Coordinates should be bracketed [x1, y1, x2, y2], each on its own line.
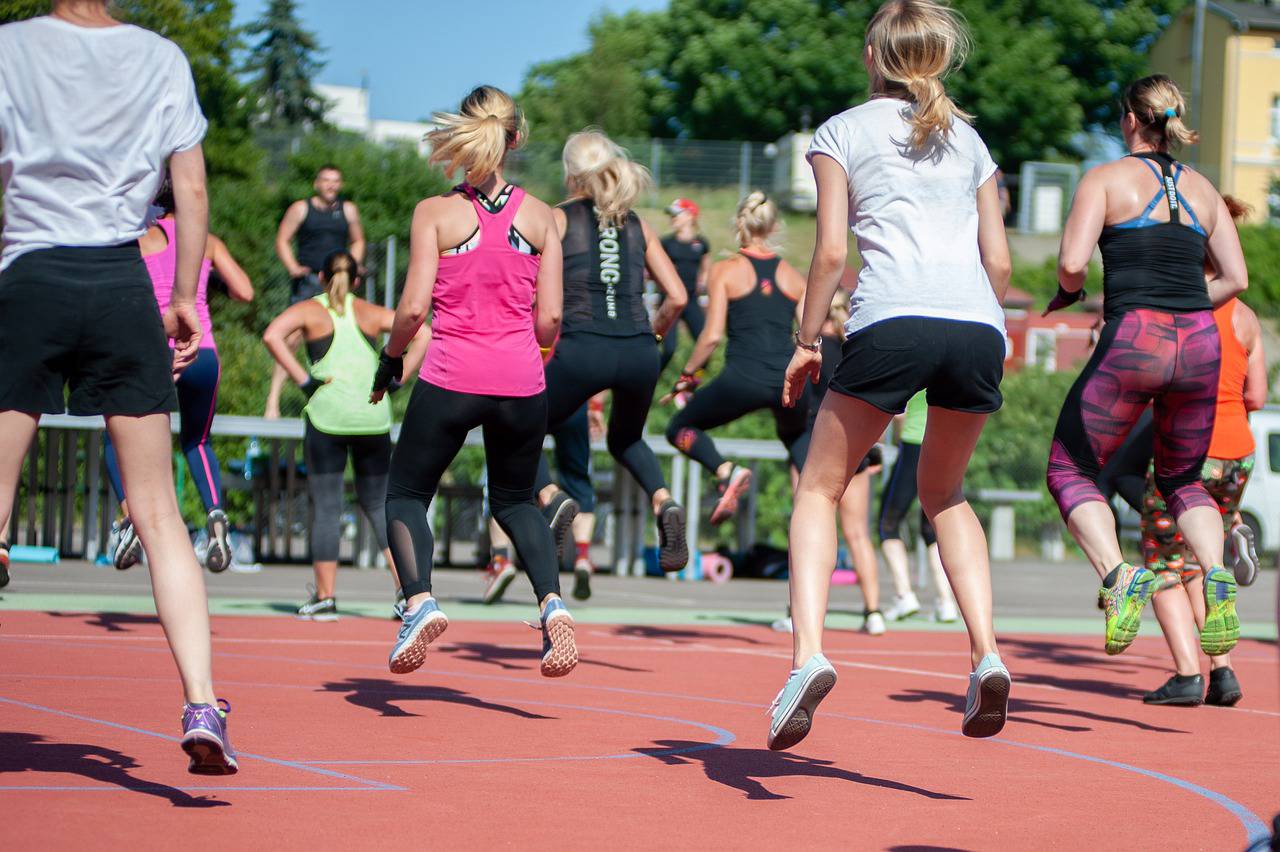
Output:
[767, 0, 1013, 752]
[0, 2, 236, 774]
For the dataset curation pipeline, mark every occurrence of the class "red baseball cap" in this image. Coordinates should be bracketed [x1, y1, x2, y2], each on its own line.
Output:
[666, 198, 699, 218]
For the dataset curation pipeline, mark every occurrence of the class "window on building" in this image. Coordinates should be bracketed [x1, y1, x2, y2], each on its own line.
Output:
[1027, 328, 1058, 371]
[1272, 96, 1280, 141]
[1270, 433, 1280, 473]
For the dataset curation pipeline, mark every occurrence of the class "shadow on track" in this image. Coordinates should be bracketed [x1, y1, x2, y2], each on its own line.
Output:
[319, 677, 554, 720]
[443, 641, 647, 673]
[888, 689, 1186, 734]
[633, 740, 969, 801]
[0, 731, 227, 808]
[48, 611, 161, 634]
[612, 625, 766, 645]
[998, 636, 1163, 675]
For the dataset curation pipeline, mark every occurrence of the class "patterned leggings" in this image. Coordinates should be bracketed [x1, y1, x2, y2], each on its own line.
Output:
[1141, 455, 1253, 582]
[1047, 309, 1220, 521]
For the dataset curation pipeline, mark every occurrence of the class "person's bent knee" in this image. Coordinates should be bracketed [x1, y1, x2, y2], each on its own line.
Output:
[918, 486, 965, 521]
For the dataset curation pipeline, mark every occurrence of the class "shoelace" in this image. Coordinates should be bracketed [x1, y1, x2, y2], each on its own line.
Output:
[766, 669, 802, 716]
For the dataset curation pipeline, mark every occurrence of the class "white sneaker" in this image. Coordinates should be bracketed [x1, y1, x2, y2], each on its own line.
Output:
[771, 616, 793, 633]
[932, 598, 959, 623]
[862, 611, 886, 636]
[884, 592, 921, 621]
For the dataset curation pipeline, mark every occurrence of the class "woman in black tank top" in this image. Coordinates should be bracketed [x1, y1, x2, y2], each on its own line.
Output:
[665, 191, 809, 526]
[533, 130, 692, 573]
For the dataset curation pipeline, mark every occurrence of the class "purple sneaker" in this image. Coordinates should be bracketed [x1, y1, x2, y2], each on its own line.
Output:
[181, 698, 238, 775]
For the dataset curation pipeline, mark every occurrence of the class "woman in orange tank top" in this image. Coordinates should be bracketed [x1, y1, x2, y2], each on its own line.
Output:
[1140, 197, 1267, 708]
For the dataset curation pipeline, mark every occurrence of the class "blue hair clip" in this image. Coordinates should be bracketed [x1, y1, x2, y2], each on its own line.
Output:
[1164, 107, 1177, 118]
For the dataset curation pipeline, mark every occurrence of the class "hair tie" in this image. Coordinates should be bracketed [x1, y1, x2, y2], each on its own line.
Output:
[1164, 107, 1177, 118]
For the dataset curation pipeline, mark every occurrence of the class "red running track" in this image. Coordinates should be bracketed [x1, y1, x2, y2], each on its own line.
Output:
[0, 610, 1276, 850]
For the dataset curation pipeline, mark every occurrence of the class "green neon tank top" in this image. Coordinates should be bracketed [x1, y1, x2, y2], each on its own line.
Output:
[900, 390, 927, 445]
[303, 293, 392, 435]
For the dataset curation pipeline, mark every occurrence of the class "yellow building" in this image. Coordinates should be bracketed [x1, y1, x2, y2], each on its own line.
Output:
[1149, 0, 1280, 221]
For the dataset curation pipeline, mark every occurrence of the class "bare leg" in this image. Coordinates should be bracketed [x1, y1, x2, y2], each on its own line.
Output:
[917, 408, 998, 668]
[0, 411, 39, 537]
[107, 413, 216, 705]
[790, 394, 893, 668]
[313, 560, 338, 600]
[1150, 587, 1202, 676]
[928, 544, 956, 606]
[839, 471, 880, 612]
[1174, 506, 1226, 572]
[572, 512, 595, 550]
[881, 538, 914, 598]
[1065, 501, 1126, 580]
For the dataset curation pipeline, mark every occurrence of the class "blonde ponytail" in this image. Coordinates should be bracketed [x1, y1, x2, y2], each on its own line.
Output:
[321, 250, 356, 316]
[867, 0, 973, 150]
[428, 85, 525, 184]
[562, 129, 652, 229]
[1121, 75, 1200, 150]
[734, 191, 779, 249]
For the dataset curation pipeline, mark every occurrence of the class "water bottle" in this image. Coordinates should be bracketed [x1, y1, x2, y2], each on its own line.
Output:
[244, 436, 265, 480]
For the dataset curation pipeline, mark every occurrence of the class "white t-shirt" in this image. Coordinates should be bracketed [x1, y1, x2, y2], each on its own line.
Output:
[0, 17, 207, 270]
[807, 97, 1004, 337]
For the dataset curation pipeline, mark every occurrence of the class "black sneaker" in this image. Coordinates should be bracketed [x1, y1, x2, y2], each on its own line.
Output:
[540, 490, 579, 564]
[1205, 667, 1243, 707]
[656, 499, 688, 573]
[297, 586, 338, 622]
[572, 558, 592, 601]
[0, 540, 9, 589]
[1142, 674, 1204, 706]
[203, 509, 231, 574]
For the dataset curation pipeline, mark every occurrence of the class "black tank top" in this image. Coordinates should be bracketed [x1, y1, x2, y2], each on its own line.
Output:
[560, 199, 650, 337]
[660, 233, 710, 298]
[725, 252, 797, 383]
[296, 199, 350, 273]
[1097, 152, 1210, 321]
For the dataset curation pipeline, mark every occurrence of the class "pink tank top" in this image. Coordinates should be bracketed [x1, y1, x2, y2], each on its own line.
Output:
[144, 217, 215, 350]
[420, 186, 544, 396]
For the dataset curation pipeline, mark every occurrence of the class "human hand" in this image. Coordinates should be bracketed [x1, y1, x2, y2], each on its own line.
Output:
[782, 348, 821, 408]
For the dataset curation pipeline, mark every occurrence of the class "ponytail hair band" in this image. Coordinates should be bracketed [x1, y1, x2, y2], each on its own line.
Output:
[1164, 107, 1177, 118]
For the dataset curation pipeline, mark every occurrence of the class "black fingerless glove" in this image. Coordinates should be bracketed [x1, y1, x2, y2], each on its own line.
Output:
[371, 347, 404, 396]
[299, 376, 324, 398]
[1043, 285, 1086, 315]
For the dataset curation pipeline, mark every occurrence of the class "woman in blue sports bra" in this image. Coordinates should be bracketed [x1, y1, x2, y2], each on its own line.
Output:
[1044, 74, 1249, 660]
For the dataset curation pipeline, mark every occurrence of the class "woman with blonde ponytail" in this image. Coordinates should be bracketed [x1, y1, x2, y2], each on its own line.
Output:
[263, 250, 429, 622]
[769, 0, 1014, 751]
[375, 86, 582, 678]
[533, 129, 692, 575]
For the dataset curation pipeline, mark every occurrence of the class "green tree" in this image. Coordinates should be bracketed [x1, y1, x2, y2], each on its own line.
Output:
[242, 0, 326, 129]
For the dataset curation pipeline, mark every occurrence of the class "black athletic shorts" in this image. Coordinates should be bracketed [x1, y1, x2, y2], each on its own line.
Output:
[0, 244, 177, 417]
[290, 273, 324, 304]
[830, 316, 1004, 415]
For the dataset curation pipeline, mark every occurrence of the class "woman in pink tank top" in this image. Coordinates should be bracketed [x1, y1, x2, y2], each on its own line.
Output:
[103, 179, 254, 574]
[369, 86, 580, 679]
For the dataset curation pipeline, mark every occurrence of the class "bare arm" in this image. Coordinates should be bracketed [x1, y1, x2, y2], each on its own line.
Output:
[207, 234, 254, 302]
[275, 201, 309, 278]
[367, 302, 430, 382]
[386, 201, 438, 358]
[1237, 302, 1268, 411]
[167, 145, 208, 372]
[1205, 194, 1248, 306]
[533, 206, 563, 348]
[681, 263, 728, 376]
[345, 201, 366, 265]
[976, 176, 1011, 304]
[643, 219, 687, 338]
[262, 304, 313, 385]
[1057, 170, 1106, 293]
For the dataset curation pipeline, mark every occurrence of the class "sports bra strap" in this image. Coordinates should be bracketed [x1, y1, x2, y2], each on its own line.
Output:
[1130, 152, 1181, 226]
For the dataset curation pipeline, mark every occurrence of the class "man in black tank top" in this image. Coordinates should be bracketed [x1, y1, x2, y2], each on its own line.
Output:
[267, 164, 366, 418]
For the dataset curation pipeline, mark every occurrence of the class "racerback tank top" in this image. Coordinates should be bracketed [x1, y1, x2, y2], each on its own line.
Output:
[304, 292, 392, 435]
[144, 217, 214, 350]
[724, 251, 796, 383]
[420, 184, 544, 397]
[560, 199, 650, 337]
[1208, 299, 1255, 460]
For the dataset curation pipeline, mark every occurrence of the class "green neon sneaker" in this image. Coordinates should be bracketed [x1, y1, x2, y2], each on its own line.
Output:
[1200, 567, 1239, 656]
[1100, 562, 1156, 656]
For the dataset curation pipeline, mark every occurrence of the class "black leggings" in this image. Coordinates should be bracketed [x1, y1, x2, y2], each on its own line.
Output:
[387, 381, 558, 601]
[666, 363, 810, 474]
[877, 441, 936, 546]
[536, 332, 667, 498]
[660, 299, 707, 370]
[304, 422, 391, 562]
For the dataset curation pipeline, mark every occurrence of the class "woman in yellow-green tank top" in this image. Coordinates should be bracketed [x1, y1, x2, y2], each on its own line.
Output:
[263, 250, 429, 621]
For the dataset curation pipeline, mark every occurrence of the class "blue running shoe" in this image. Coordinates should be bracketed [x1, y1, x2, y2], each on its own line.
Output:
[962, 653, 1011, 738]
[388, 598, 448, 674]
[181, 698, 238, 775]
[767, 653, 837, 751]
[539, 598, 578, 678]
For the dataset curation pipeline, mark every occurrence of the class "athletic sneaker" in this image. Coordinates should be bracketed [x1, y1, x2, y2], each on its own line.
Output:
[181, 698, 238, 775]
[1100, 562, 1156, 655]
[962, 653, 1011, 738]
[541, 491, 580, 563]
[482, 555, 518, 605]
[931, 598, 959, 623]
[296, 585, 337, 622]
[539, 598, 578, 678]
[884, 592, 921, 621]
[1142, 673, 1204, 706]
[767, 652, 837, 751]
[862, 610, 886, 636]
[112, 518, 143, 571]
[0, 540, 9, 589]
[1201, 567, 1240, 656]
[1228, 523, 1259, 587]
[771, 616, 793, 633]
[572, 558, 593, 601]
[709, 465, 752, 526]
[202, 509, 231, 573]
[656, 499, 688, 572]
[388, 597, 449, 674]
[392, 590, 406, 621]
[1205, 667, 1243, 707]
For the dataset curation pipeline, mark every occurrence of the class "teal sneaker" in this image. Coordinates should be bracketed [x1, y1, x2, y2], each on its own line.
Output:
[388, 597, 448, 674]
[962, 653, 1011, 738]
[766, 653, 837, 751]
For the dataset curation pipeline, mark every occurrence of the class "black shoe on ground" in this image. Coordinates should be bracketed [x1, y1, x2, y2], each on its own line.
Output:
[541, 490, 579, 563]
[1142, 674, 1204, 706]
[297, 586, 338, 622]
[656, 499, 688, 573]
[0, 540, 9, 589]
[1205, 667, 1243, 707]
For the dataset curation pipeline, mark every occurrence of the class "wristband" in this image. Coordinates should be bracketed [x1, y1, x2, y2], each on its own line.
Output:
[794, 331, 821, 353]
[371, 347, 404, 396]
[299, 376, 324, 398]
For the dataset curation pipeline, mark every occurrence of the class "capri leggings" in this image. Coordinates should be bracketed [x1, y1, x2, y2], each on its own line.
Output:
[388, 381, 558, 602]
[666, 363, 810, 473]
[877, 441, 936, 546]
[104, 347, 222, 512]
[304, 421, 391, 563]
[1046, 308, 1219, 521]
[551, 403, 596, 513]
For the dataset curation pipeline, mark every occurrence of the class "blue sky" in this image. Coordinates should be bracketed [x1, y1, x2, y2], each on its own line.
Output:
[233, 0, 669, 122]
